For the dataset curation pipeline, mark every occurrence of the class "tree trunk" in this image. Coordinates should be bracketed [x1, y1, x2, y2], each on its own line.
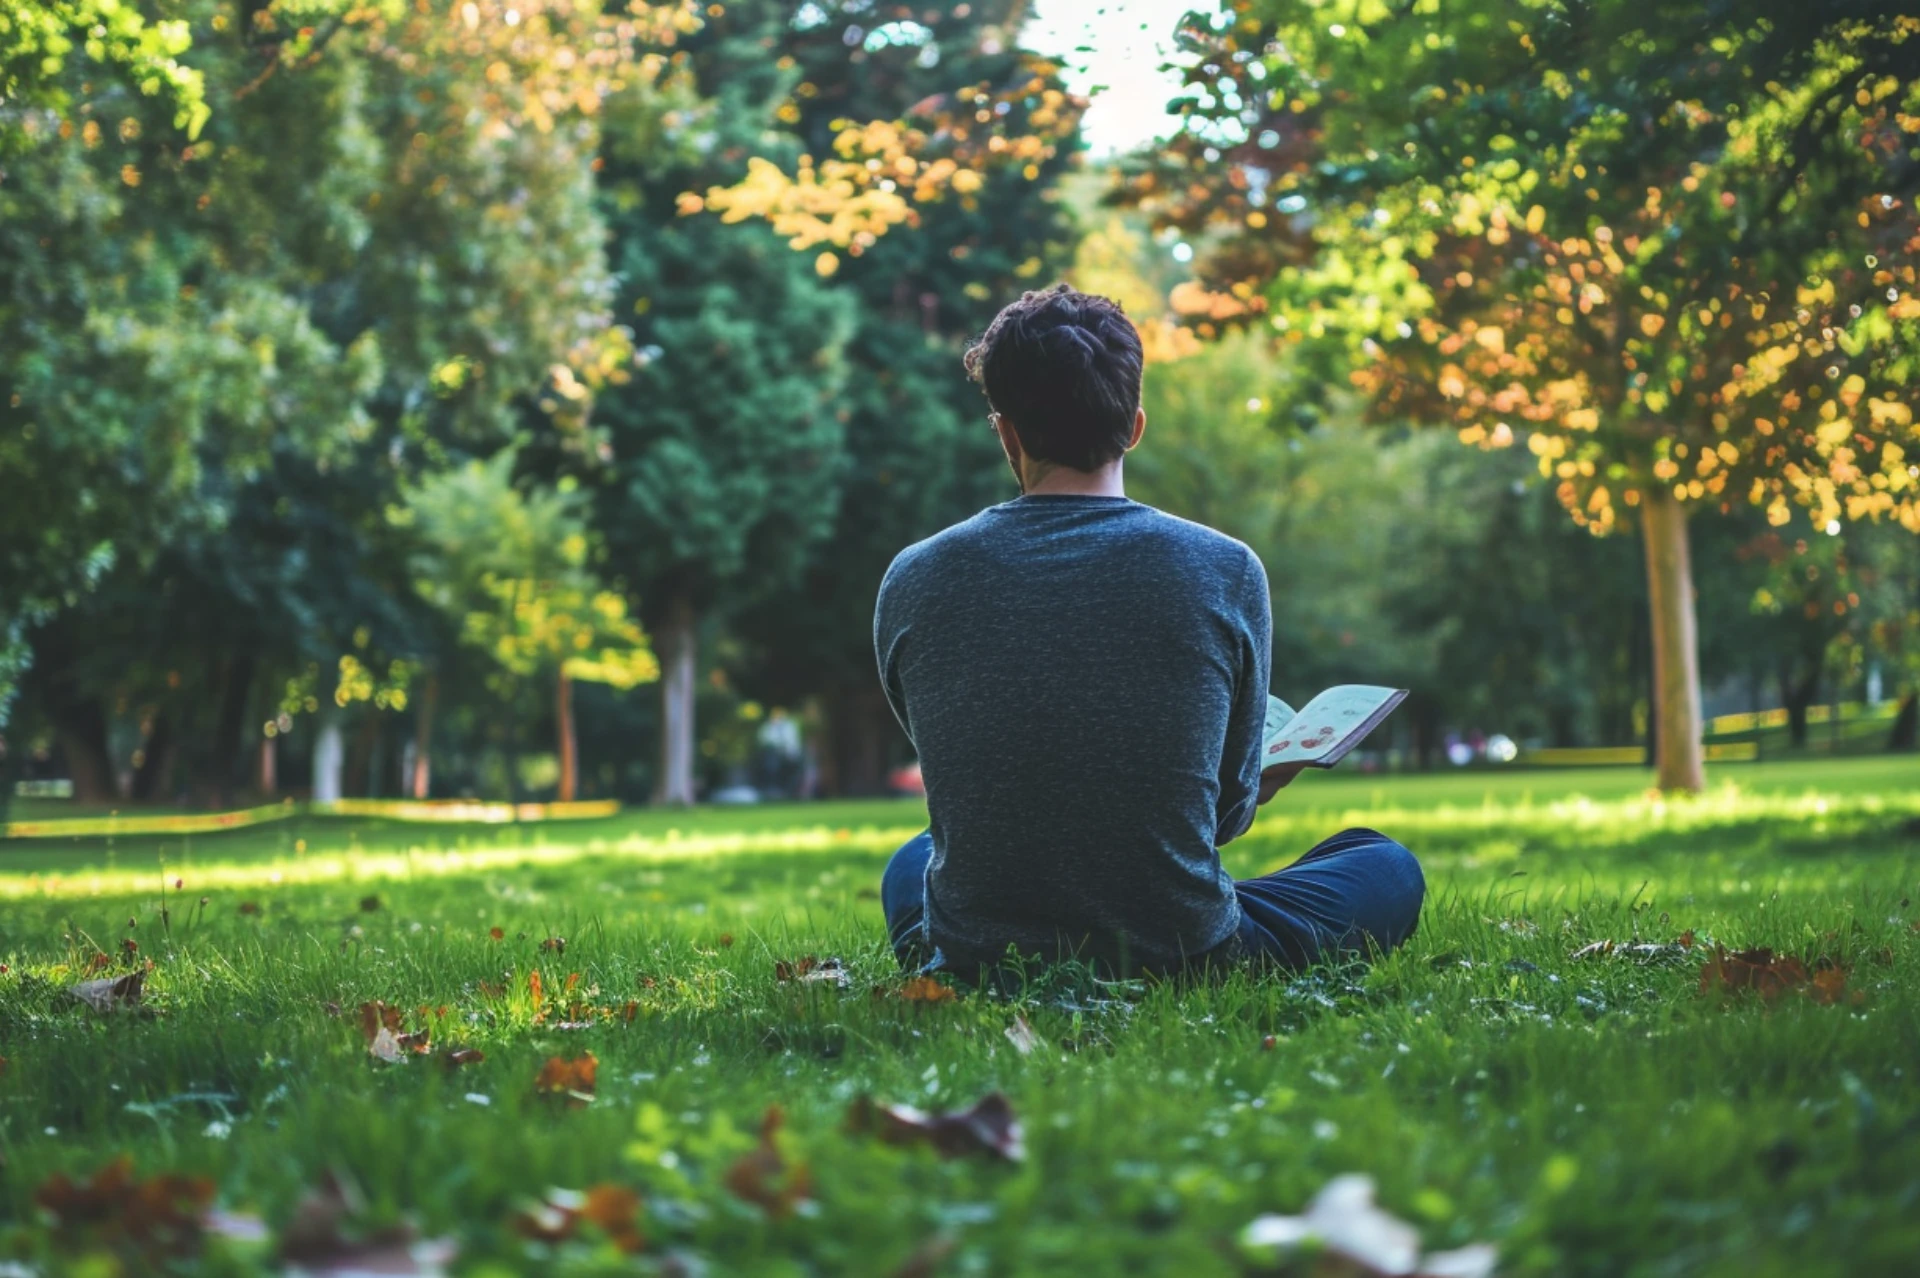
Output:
[50, 699, 115, 804]
[312, 715, 344, 803]
[1779, 663, 1818, 749]
[653, 593, 698, 806]
[1889, 691, 1917, 751]
[207, 652, 255, 807]
[822, 683, 894, 797]
[410, 673, 437, 799]
[259, 736, 277, 796]
[1639, 488, 1705, 792]
[131, 712, 174, 801]
[556, 665, 577, 802]
[343, 712, 380, 798]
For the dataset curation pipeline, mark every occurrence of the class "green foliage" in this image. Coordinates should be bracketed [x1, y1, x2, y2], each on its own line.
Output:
[0, 0, 207, 141]
[398, 451, 655, 693]
[1134, 0, 1920, 534]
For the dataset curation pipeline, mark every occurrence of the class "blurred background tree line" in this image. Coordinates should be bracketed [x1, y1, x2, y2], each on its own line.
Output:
[2, 0, 1916, 811]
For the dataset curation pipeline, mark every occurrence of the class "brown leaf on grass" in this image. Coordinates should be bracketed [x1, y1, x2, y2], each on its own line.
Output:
[85, 950, 112, 974]
[440, 1048, 485, 1070]
[719, 933, 735, 948]
[356, 1001, 431, 1062]
[512, 1184, 644, 1254]
[724, 1106, 813, 1217]
[69, 969, 145, 1014]
[534, 1053, 597, 1106]
[541, 936, 567, 954]
[529, 969, 544, 1011]
[278, 1172, 456, 1276]
[898, 975, 958, 1003]
[359, 895, 382, 913]
[1698, 945, 1812, 1001]
[488, 927, 504, 941]
[32, 1156, 215, 1259]
[620, 1000, 640, 1023]
[238, 901, 261, 915]
[1809, 965, 1852, 1005]
[846, 1092, 1026, 1162]
[775, 955, 850, 987]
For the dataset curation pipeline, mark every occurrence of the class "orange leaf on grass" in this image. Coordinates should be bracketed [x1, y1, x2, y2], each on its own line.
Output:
[724, 1106, 812, 1217]
[529, 969, 544, 1009]
[897, 976, 957, 1004]
[541, 936, 567, 954]
[534, 1053, 597, 1106]
[513, 1184, 644, 1254]
[846, 1092, 1025, 1162]
[488, 927, 504, 941]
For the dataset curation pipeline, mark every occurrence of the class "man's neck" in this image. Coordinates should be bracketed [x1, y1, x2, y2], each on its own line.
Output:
[1020, 459, 1126, 498]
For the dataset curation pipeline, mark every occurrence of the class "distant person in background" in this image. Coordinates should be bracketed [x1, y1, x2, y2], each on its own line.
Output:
[872, 284, 1424, 978]
[753, 708, 803, 799]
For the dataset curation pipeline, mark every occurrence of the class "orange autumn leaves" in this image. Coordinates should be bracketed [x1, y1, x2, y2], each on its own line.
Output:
[1698, 945, 1860, 1006]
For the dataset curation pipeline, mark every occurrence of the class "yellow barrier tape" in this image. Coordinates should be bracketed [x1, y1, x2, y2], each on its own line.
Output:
[3, 797, 622, 840]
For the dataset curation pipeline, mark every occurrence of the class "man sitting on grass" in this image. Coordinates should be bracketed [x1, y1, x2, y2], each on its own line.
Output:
[874, 284, 1424, 978]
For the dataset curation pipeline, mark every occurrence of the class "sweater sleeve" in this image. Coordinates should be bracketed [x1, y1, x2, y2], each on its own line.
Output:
[1214, 549, 1273, 846]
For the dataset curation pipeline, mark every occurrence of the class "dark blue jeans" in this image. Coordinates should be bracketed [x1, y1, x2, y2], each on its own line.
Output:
[881, 827, 1425, 973]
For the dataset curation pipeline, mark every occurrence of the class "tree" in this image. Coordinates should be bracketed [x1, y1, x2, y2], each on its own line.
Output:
[398, 451, 655, 802]
[711, 0, 1087, 794]
[4, 0, 678, 798]
[590, 2, 859, 804]
[1127, 0, 1920, 790]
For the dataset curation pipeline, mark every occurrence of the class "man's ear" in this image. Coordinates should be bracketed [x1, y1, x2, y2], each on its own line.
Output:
[992, 412, 1024, 462]
[1125, 406, 1147, 452]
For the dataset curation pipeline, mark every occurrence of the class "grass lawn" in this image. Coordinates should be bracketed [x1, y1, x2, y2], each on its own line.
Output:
[3, 756, 1918, 1275]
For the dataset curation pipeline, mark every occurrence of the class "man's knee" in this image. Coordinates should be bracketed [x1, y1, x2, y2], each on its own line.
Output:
[1369, 833, 1424, 944]
[882, 830, 933, 901]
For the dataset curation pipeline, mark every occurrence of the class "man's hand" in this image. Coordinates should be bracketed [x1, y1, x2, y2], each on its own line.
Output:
[1258, 761, 1309, 805]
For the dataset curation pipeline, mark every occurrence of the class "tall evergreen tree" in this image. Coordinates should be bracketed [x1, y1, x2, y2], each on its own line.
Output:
[591, 3, 854, 804]
[724, 0, 1085, 793]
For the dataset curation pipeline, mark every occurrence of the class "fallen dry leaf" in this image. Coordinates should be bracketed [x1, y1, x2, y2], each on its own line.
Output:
[724, 1106, 812, 1217]
[69, 969, 145, 1014]
[357, 1001, 430, 1062]
[1004, 1014, 1041, 1056]
[534, 1053, 597, 1106]
[488, 927, 504, 941]
[513, 1184, 644, 1254]
[1239, 1174, 1497, 1278]
[541, 936, 567, 954]
[33, 1156, 214, 1259]
[897, 975, 958, 1004]
[440, 1048, 485, 1070]
[847, 1092, 1025, 1162]
[238, 902, 261, 916]
[775, 955, 850, 987]
[278, 1172, 456, 1276]
[1699, 945, 1811, 1001]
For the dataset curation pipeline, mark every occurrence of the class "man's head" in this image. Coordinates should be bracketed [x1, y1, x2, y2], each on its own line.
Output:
[963, 284, 1144, 476]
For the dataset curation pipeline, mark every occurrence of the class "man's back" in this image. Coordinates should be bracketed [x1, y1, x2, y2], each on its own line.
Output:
[875, 493, 1272, 973]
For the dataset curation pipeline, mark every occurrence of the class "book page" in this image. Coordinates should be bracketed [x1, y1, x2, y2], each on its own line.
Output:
[1261, 685, 1406, 768]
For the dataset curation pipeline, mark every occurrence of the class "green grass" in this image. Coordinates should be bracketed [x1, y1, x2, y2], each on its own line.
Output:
[3, 758, 1919, 1275]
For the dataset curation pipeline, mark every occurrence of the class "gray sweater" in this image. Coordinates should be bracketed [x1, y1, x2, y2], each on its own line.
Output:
[874, 494, 1271, 973]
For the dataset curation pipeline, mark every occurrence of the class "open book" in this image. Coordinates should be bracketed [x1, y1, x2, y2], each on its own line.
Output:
[1262, 685, 1408, 769]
